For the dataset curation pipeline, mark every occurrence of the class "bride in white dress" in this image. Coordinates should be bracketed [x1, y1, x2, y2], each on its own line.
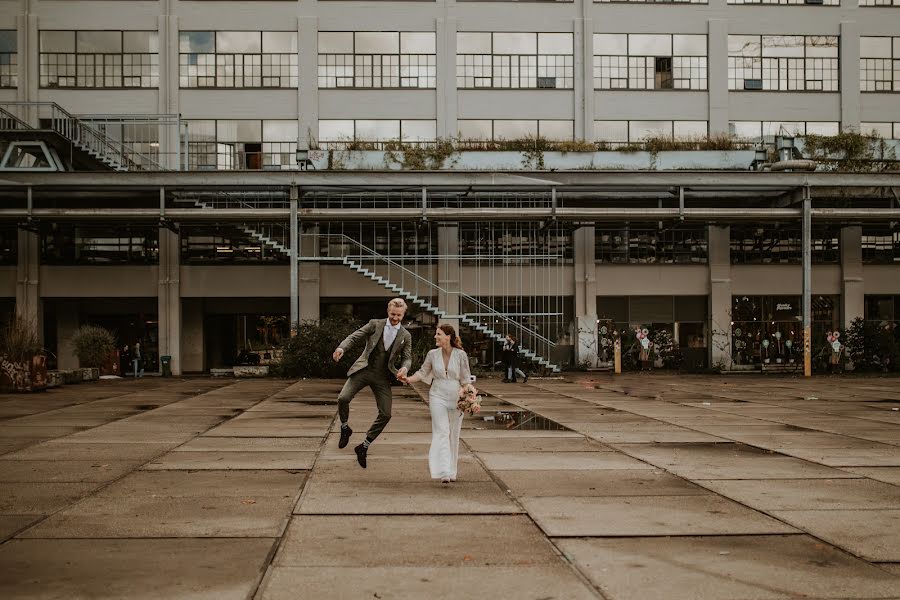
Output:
[400, 324, 472, 484]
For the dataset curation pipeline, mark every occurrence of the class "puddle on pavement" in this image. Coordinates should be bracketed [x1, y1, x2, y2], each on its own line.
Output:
[472, 397, 570, 431]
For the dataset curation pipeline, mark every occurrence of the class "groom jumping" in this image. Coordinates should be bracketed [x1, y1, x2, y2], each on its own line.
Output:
[332, 298, 412, 468]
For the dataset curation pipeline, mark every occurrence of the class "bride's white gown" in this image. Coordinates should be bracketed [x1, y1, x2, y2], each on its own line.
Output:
[413, 347, 472, 480]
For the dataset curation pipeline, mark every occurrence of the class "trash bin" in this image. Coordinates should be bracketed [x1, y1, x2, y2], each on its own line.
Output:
[160, 355, 172, 377]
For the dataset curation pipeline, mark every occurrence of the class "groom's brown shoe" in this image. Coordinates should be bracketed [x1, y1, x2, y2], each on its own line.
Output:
[354, 443, 368, 468]
[338, 426, 352, 449]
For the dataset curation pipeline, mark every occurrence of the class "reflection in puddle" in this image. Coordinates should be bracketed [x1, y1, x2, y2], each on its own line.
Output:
[472, 397, 570, 431]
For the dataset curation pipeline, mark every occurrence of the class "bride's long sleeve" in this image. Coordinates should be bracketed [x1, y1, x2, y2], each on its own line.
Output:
[413, 350, 435, 385]
[457, 350, 472, 386]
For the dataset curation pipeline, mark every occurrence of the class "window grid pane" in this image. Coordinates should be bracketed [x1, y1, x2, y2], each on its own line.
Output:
[728, 35, 839, 91]
[728, 0, 839, 4]
[318, 32, 435, 89]
[730, 225, 841, 264]
[0, 32, 16, 88]
[860, 38, 899, 93]
[457, 32, 574, 89]
[39, 31, 156, 89]
[596, 224, 708, 264]
[595, 0, 706, 3]
[180, 31, 297, 89]
[594, 34, 707, 90]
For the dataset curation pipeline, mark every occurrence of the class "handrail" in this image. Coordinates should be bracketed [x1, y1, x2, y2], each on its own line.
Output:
[323, 233, 556, 349]
[0, 107, 32, 130]
[0, 101, 164, 171]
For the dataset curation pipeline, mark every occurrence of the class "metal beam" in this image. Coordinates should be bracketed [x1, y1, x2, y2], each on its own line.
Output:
[4, 207, 900, 221]
[802, 186, 812, 378]
[2, 170, 900, 189]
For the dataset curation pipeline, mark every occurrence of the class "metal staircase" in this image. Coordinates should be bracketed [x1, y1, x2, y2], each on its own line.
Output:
[174, 195, 561, 372]
[331, 234, 560, 372]
[0, 102, 162, 171]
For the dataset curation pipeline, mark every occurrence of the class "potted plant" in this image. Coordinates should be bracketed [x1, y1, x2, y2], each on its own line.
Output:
[70, 324, 117, 379]
[0, 317, 48, 392]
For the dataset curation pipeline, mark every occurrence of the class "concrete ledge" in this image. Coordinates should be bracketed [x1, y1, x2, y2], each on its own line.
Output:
[210, 368, 234, 377]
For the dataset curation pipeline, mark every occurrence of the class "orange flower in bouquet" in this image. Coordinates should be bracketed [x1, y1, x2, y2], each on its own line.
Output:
[457, 382, 482, 416]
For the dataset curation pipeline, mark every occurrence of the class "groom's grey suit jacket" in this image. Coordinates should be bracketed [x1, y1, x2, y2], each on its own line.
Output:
[339, 318, 412, 377]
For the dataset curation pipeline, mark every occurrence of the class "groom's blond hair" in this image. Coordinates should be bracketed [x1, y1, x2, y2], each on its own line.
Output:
[388, 298, 408, 313]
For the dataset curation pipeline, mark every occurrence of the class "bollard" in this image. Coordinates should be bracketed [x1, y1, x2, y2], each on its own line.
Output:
[614, 337, 622, 375]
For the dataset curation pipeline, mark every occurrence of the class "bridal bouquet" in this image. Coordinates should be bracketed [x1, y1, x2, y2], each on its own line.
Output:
[457, 383, 482, 416]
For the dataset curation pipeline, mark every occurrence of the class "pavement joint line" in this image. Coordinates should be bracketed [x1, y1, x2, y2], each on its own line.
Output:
[248, 383, 343, 600]
[0, 379, 297, 546]
[523, 380, 893, 474]
[414, 382, 610, 600]
[511, 378, 900, 568]
[0, 379, 238, 458]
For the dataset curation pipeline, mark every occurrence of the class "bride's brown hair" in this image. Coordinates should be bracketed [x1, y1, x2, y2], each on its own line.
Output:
[438, 324, 464, 350]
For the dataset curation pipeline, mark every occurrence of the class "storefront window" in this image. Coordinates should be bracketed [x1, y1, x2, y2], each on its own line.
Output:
[731, 295, 839, 366]
[597, 295, 708, 369]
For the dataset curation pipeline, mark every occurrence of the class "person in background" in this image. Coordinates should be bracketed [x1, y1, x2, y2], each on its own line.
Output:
[120, 344, 131, 377]
[502, 334, 528, 383]
[132, 342, 144, 378]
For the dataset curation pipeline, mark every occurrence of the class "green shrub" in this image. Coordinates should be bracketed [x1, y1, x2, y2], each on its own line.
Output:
[0, 317, 43, 362]
[846, 317, 900, 372]
[70, 324, 116, 369]
[271, 317, 364, 378]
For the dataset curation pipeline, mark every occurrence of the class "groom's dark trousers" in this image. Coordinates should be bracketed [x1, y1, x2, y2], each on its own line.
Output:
[337, 331, 396, 441]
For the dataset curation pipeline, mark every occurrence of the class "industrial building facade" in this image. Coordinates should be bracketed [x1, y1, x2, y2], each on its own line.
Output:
[1, 0, 899, 374]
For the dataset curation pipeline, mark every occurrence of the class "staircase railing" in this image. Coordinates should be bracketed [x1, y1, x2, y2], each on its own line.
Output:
[0, 107, 31, 131]
[316, 233, 559, 370]
[0, 101, 163, 171]
[171, 192, 562, 370]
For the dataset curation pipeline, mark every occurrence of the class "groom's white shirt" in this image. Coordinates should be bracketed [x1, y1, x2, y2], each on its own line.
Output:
[383, 321, 400, 350]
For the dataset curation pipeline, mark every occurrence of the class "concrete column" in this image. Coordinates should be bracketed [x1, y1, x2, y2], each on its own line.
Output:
[18, 10, 38, 120]
[298, 16, 319, 149]
[582, 15, 594, 142]
[158, 227, 182, 375]
[574, 226, 598, 366]
[299, 223, 321, 322]
[841, 226, 864, 331]
[840, 22, 861, 132]
[181, 298, 204, 372]
[159, 13, 180, 169]
[438, 18, 458, 140]
[707, 19, 729, 136]
[437, 224, 460, 329]
[708, 225, 732, 369]
[15, 228, 41, 341]
[56, 302, 79, 370]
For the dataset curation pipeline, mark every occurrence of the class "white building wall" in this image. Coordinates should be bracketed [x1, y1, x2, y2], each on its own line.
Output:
[1, 0, 897, 132]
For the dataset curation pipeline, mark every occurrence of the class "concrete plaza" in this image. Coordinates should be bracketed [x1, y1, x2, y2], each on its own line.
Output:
[0, 374, 899, 599]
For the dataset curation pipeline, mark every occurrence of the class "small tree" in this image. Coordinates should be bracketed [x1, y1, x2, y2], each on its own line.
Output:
[651, 328, 682, 369]
[271, 317, 364, 378]
[70, 325, 116, 369]
[0, 317, 43, 362]
[844, 317, 900, 372]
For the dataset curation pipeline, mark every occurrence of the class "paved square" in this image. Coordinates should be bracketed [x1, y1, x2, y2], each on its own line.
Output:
[0, 374, 898, 598]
